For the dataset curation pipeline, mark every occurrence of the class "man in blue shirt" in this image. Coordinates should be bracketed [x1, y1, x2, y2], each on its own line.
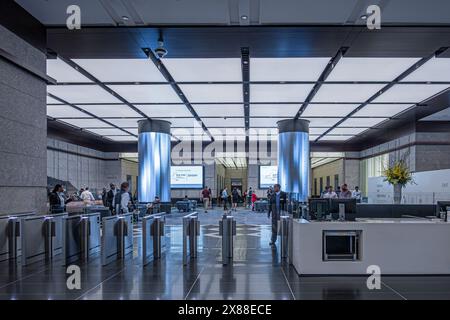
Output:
[269, 184, 287, 247]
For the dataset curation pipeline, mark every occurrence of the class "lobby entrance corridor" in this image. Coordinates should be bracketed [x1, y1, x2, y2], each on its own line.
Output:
[0, 208, 445, 300]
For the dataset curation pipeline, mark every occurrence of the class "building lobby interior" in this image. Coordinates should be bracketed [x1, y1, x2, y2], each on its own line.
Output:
[1, 0, 450, 301]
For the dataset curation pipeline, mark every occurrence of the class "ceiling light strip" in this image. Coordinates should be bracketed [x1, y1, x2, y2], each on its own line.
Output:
[294, 47, 349, 119]
[315, 47, 449, 142]
[142, 47, 214, 142]
[47, 93, 137, 137]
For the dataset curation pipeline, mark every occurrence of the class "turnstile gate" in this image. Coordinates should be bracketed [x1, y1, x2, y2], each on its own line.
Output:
[182, 212, 199, 266]
[219, 215, 236, 265]
[0, 212, 36, 262]
[280, 214, 293, 263]
[62, 213, 101, 265]
[101, 213, 133, 266]
[142, 213, 166, 265]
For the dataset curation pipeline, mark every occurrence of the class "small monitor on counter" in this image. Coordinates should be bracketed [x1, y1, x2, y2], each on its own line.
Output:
[330, 199, 357, 221]
[309, 199, 330, 220]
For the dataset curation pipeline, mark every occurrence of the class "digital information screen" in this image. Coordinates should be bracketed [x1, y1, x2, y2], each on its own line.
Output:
[170, 166, 204, 189]
[259, 165, 278, 188]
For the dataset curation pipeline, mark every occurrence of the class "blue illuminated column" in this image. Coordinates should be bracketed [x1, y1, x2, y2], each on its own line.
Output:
[277, 119, 310, 202]
[138, 120, 171, 203]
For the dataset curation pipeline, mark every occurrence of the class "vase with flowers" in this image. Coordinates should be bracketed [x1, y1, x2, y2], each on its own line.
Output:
[382, 160, 414, 204]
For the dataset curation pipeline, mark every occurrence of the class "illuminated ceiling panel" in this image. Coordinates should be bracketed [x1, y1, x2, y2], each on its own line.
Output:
[47, 85, 121, 104]
[301, 104, 359, 117]
[250, 104, 299, 117]
[251, 84, 314, 103]
[136, 104, 192, 117]
[47, 105, 90, 118]
[73, 59, 167, 82]
[58, 118, 111, 128]
[77, 104, 141, 117]
[193, 104, 244, 117]
[47, 58, 92, 83]
[311, 84, 385, 103]
[179, 84, 242, 103]
[353, 104, 413, 117]
[372, 84, 450, 103]
[108, 85, 182, 103]
[250, 58, 330, 81]
[164, 58, 242, 82]
[326, 58, 419, 81]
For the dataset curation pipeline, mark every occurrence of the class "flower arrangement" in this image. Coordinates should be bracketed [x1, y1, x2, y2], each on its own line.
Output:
[382, 160, 414, 187]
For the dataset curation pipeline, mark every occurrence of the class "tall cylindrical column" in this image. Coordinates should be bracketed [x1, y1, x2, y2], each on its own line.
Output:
[138, 120, 171, 203]
[277, 119, 310, 202]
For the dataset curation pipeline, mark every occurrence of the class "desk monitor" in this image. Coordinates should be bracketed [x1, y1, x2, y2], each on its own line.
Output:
[309, 199, 330, 220]
[330, 199, 357, 221]
[436, 201, 450, 219]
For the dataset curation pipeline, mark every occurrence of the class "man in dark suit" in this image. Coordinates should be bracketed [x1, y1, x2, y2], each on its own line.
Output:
[106, 183, 117, 211]
[269, 183, 287, 247]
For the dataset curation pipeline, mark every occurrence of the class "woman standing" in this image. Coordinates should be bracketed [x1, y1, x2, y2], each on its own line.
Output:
[222, 187, 229, 212]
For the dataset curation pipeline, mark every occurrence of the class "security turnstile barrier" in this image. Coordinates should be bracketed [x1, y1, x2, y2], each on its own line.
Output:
[142, 213, 166, 265]
[0, 213, 36, 262]
[219, 215, 236, 265]
[182, 212, 200, 266]
[21, 213, 67, 266]
[62, 213, 101, 265]
[280, 215, 290, 259]
[101, 213, 133, 266]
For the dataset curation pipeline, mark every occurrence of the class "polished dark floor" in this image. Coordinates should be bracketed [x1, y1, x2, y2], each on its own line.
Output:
[1, 208, 449, 300]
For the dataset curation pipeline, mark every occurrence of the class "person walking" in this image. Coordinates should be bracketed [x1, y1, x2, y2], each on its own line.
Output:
[231, 187, 239, 211]
[251, 192, 258, 211]
[269, 184, 287, 247]
[352, 186, 362, 203]
[80, 187, 95, 205]
[114, 182, 133, 214]
[201, 186, 210, 213]
[222, 187, 229, 212]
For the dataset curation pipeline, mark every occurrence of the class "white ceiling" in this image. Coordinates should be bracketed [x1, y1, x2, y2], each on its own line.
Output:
[46, 57, 450, 142]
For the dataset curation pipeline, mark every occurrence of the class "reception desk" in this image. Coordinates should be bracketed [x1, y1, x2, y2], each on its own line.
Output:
[292, 218, 450, 275]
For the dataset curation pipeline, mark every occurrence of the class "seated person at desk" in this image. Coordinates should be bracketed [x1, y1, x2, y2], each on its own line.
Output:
[146, 196, 161, 214]
[339, 184, 352, 199]
[322, 186, 337, 199]
[184, 195, 189, 201]
[352, 186, 362, 202]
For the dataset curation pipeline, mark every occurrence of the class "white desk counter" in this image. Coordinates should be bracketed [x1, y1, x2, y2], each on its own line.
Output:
[292, 218, 450, 275]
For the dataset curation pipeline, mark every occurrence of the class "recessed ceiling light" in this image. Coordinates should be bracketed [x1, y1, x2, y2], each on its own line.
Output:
[241, 15, 248, 20]
[122, 16, 129, 21]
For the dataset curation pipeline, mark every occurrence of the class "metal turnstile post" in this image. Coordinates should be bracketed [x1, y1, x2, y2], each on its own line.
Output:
[183, 212, 200, 266]
[117, 217, 128, 259]
[219, 215, 236, 265]
[280, 215, 290, 259]
[7, 217, 20, 260]
[152, 216, 165, 259]
[44, 217, 56, 261]
[79, 217, 90, 262]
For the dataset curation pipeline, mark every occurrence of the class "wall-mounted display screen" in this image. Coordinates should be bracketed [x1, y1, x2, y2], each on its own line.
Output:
[259, 165, 278, 188]
[171, 166, 204, 189]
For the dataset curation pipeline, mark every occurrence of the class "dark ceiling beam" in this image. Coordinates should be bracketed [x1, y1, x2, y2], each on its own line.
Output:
[47, 93, 137, 137]
[315, 46, 449, 142]
[142, 47, 215, 142]
[241, 47, 251, 163]
[294, 47, 349, 119]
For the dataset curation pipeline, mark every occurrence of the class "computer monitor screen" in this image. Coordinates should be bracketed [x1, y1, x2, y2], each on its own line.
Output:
[436, 201, 450, 217]
[309, 199, 330, 219]
[330, 199, 357, 214]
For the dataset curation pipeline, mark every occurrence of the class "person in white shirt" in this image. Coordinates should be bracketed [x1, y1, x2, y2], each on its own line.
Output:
[322, 186, 338, 199]
[80, 187, 95, 204]
[352, 186, 362, 202]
